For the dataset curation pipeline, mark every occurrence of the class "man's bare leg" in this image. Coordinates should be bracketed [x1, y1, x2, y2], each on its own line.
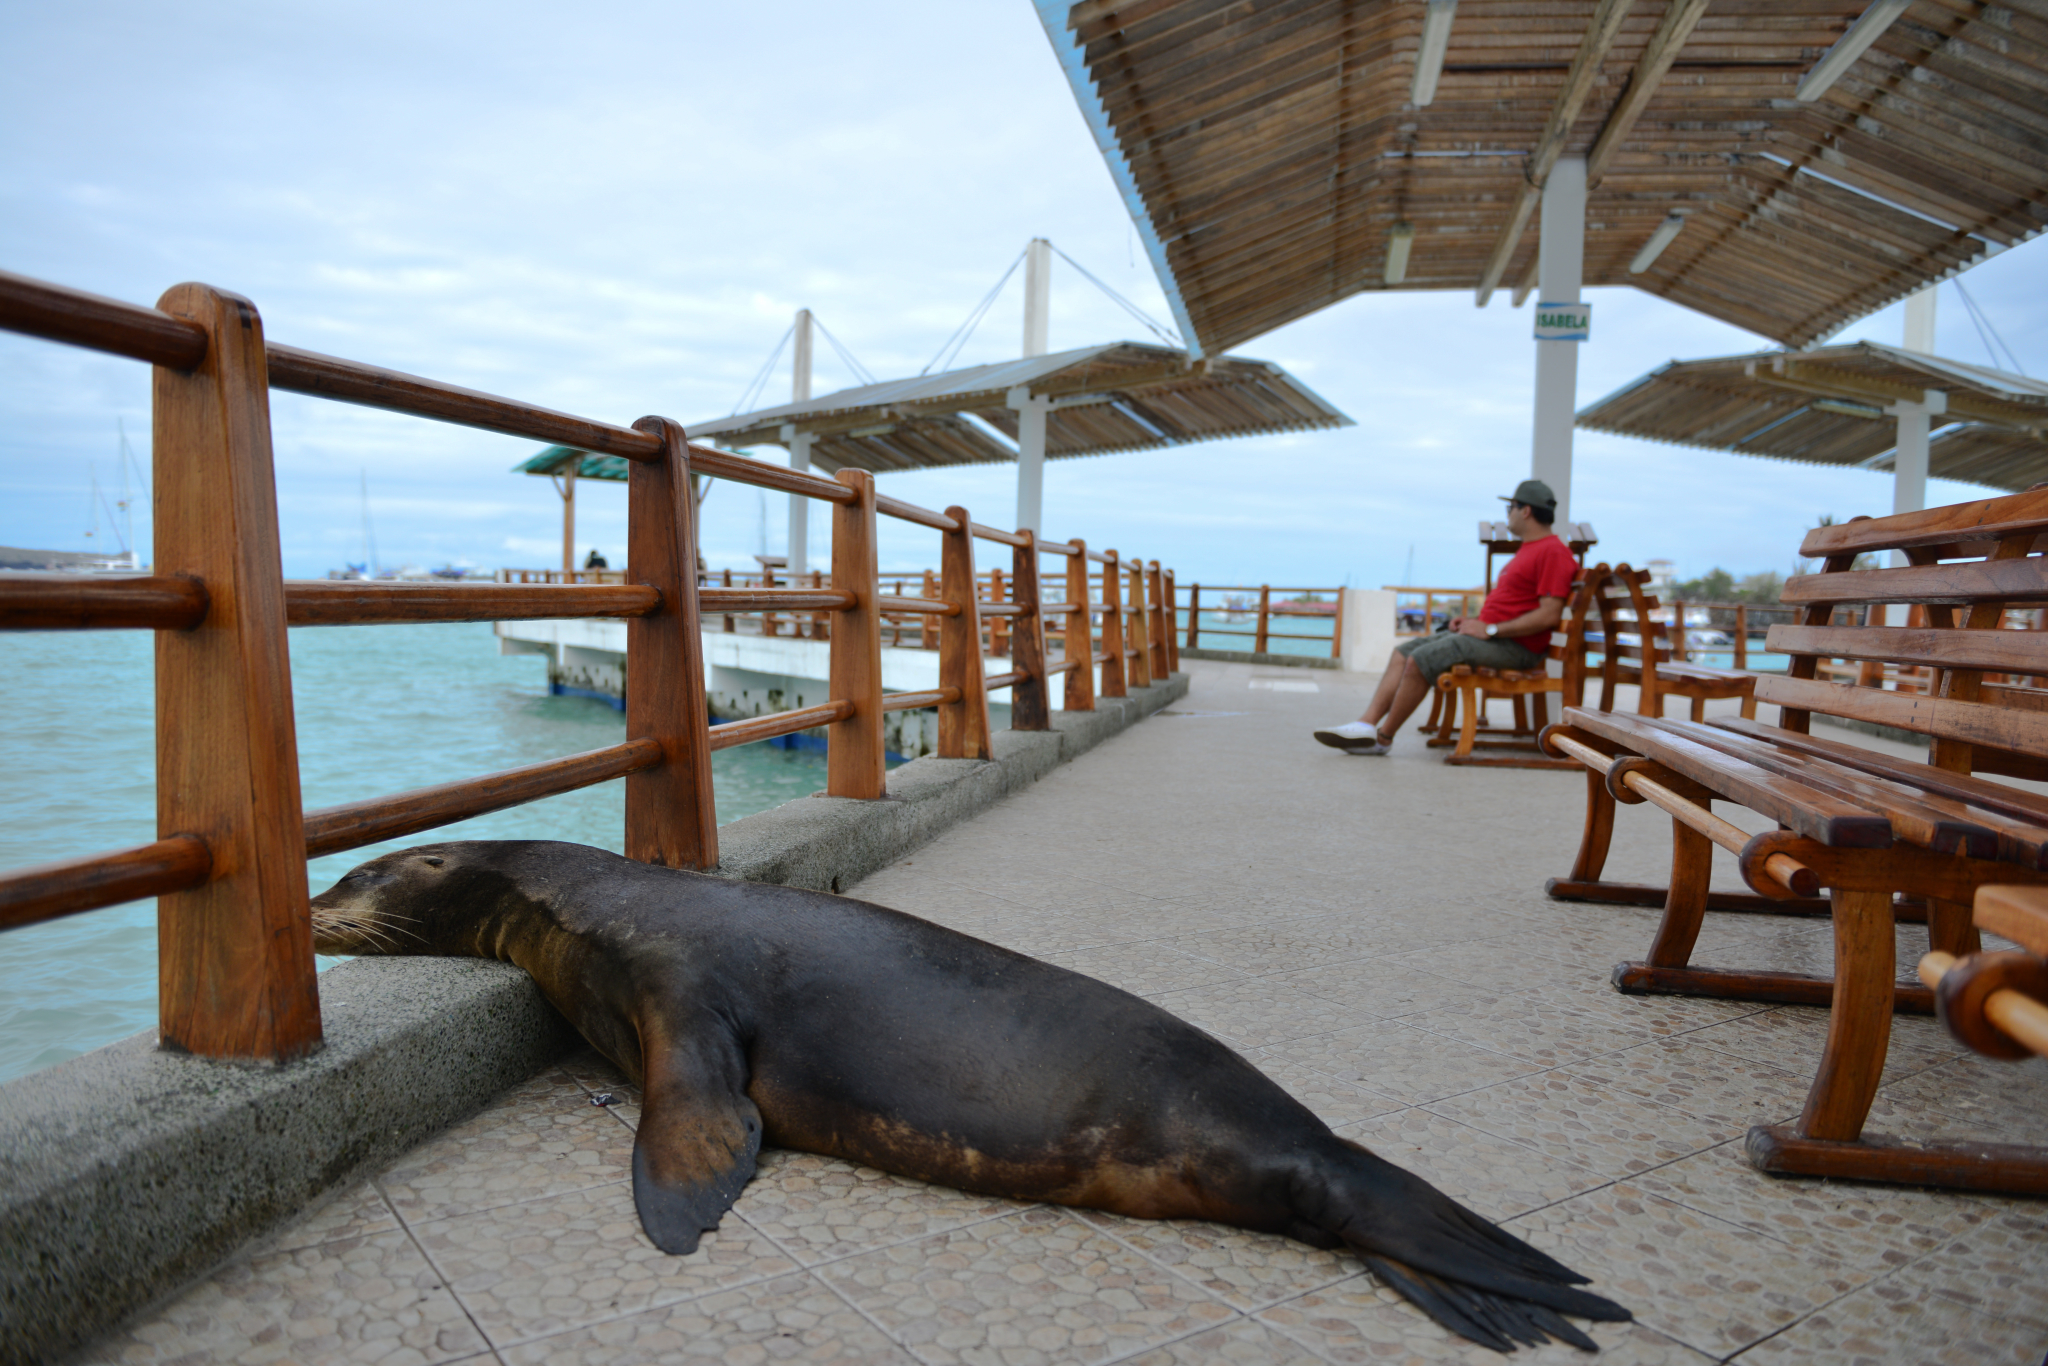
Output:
[1367, 656, 1432, 742]
[1354, 646, 1408, 726]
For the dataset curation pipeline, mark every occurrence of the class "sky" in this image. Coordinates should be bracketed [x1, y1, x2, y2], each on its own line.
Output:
[4, 0, 2045, 595]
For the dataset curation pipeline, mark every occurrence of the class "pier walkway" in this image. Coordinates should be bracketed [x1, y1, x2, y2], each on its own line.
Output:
[82, 660, 2045, 1365]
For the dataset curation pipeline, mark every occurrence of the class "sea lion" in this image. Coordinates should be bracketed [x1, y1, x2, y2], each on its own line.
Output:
[311, 841, 1629, 1353]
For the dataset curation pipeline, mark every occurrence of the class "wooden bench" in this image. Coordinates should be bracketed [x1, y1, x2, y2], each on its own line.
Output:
[1592, 564, 1757, 722]
[1538, 490, 2048, 1193]
[1426, 564, 1605, 767]
[1920, 884, 2048, 1063]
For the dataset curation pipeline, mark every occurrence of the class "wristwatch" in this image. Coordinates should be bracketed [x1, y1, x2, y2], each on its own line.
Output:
[1485, 623, 1499, 638]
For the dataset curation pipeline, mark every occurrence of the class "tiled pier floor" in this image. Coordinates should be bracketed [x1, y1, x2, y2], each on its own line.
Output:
[80, 661, 2046, 1365]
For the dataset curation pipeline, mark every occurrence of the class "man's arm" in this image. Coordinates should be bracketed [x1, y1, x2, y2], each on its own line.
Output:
[1455, 596, 1563, 639]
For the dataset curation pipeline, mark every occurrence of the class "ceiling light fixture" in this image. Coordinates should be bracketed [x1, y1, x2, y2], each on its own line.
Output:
[1628, 214, 1688, 274]
[1796, 0, 1912, 102]
[1384, 222, 1415, 284]
[1410, 1, 1458, 107]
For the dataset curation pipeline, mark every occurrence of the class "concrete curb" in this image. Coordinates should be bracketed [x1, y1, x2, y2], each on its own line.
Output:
[1180, 646, 1338, 669]
[0, 673, 1187, 1366]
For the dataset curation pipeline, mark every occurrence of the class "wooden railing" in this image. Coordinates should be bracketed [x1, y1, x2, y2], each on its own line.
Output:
[1178, 583, 1340, 658]
[1386, 585, 1485, 637]
[0, 268, 1176, 1063]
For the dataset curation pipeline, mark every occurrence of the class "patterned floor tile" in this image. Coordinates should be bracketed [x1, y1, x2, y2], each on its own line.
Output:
[729, 1148, 1022, 1266]
[1627, 1139, 1995, 1273]
[498, 1270, 914, 1365]
[1254, 1275, 1710, 1364]
[1270, 1021, 1546, 1105]
[1117, 1318, 1327, 1366]
[1040, 940, 1249, 997]
[1681, 1008, 1953, 1091]
[1564, 1036, 1813, 1131]
[1421, 1067, 1735, 1181]
[1727, 1274, 2047, 1365]
[820, 1206, 1234, 1366]
[1503, 1185, 1872, 1359]
[1380, 941, 1570, 996]
[413, 1180, 797, 1345]
[252, 1179, 400, 1256]
[1888, 1205, 2048, 1332]
[1146, 978, 1381, 1050]
[75, 1229, 486, 1366]
[1875, 1051, 2048, 1146]
[1338, 1106, 1610, 1222]
[1241, 1048, 1407, 1128]
[1270, 958, 1491, 1021]
[1165, 922, 1427, 975]
[1399, 993, 1653, 1069]
[1074, 1209, 1362, 1312]
[378, 1068, 637, 1223]
[1538, 972, 1771, 1037]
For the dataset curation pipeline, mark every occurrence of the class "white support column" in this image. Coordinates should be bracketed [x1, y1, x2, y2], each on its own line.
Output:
[1023, 238, 1051, 358]
[787, 309, 814, 576]
[1014, 239, 1052, 533]
[1529, 155, 1586, 525]
[1009, 384, 1048, 535]
[1902, 286, 1937, 355]
[1884, 388, 1944, 602]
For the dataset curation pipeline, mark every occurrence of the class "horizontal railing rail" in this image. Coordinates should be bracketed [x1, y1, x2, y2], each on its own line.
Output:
[0, 266, 1177, 1064]
[1177, 582, 1342, 659]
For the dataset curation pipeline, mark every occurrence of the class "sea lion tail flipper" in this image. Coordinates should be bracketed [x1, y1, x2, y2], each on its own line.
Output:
[631, 1021, 764, 1256]
[1310, 1146, 1631, 1352]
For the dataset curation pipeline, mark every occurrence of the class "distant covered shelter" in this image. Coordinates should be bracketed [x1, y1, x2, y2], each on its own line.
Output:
[1577, 341, 2048, 515]
[685, 339, 1350, 569]
[1037, 0, 2048, 520]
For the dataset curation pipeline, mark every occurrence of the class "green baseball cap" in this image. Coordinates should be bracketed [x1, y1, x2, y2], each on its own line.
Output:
[1500, 478, 1557, 510]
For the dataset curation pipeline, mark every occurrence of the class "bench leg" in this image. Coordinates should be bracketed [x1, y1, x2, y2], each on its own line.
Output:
[1646, 816, 1712, 968]
[1927, 897, 1982, 958]
[1799, 888, 1894, 1141]
[1512, 694, 1528, 735]
[1565, 766, 1616, 884]
[1739, 690, 1756, 720]
[1455, 682, 1481, 760]
[1689, 695, 1706, 722]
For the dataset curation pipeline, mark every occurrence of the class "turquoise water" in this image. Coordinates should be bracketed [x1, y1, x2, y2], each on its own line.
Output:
[0, 623, 834, 1085]
[1179, 609, 1337, 659]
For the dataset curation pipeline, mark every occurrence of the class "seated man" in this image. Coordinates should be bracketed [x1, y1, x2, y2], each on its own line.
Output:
[1316, 479, 1575, 755]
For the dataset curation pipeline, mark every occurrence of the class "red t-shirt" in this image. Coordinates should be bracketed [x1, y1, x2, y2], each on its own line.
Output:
[1481, 534, 1577, 653]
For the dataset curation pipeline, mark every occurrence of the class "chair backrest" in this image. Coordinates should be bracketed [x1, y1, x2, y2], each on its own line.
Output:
[1764, 492, 2048, 780]
[1549, 563, 1609, 707]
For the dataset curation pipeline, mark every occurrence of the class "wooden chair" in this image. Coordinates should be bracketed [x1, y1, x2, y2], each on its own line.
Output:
[1595, 564, 1756, 722]
[1427, 564, 1606, 767]
[1540, 491, 2048, 1193]
[1920, 884, 2048, 1063]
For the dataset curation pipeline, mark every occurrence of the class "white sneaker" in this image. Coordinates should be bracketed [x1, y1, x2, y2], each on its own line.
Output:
[1313, 722, 1390, 754]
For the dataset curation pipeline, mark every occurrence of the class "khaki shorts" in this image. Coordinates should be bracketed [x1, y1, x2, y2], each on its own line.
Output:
[1395, 631, 1542, 683]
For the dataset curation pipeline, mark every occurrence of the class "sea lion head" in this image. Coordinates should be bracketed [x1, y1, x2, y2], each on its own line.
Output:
[309, 844, 466, 955]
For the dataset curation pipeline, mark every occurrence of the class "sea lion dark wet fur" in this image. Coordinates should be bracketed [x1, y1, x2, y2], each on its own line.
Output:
[312, 841, 1629, 1353]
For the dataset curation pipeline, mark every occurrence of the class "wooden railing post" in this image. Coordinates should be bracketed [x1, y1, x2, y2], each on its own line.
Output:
[1163, 568, 1180, 672]
[1064, 539, 1096, 713]
[939, 506, 993, 758]
[1187, 582, 1201, 649]
[1672, 599, 1688, 663]
[1128, 559, 1154, 688]
[1099, 552, 1128, 698]
[1254, 584, 1271, 654]
[625, 417, 717, 870]
[1146, 561, 1170, 679]
[1329, 584, 1343, 662]
[988, 566, 1009, 657]
[828, 469, 886, 798]
[1009, 531, 1051, 730]
[1735, 604, 1747, 669]
[153, 283, 320, 1062]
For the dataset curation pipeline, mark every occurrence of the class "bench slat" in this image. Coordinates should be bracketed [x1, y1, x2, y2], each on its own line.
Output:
[1781, 557, 2048, 608]
[1975, 885, 2048, 955]
[1561, 707, 1894, 847]
[1709, 715, 2048, 828]
[1766, 625, 2048, 675]
[1650, 718, 2031, 865]
[1798, 490, 2048, 559]
[1753, 675, 2048, 756]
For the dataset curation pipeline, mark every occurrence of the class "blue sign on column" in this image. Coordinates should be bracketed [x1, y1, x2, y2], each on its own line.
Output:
[1533, 301, 1592, 342]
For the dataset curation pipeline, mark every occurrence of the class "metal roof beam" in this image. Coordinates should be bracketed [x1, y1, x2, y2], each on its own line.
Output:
[1473, 0, 1636, 307]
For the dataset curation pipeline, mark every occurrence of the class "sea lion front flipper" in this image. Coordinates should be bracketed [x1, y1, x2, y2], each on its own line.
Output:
[630, 1016, 763, 1255]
